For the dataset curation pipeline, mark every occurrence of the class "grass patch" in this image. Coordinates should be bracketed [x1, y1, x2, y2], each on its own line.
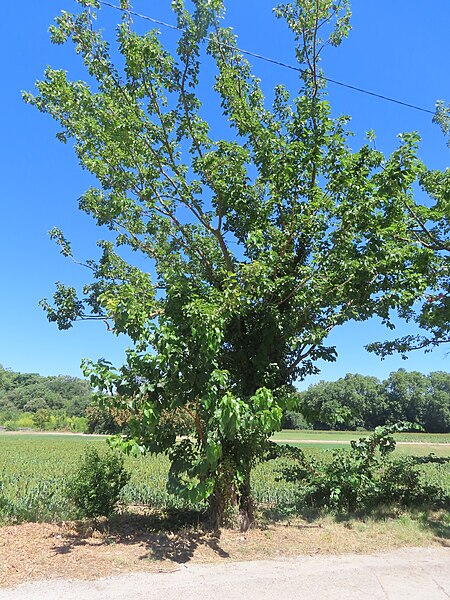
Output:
[271, 429, 450, 444]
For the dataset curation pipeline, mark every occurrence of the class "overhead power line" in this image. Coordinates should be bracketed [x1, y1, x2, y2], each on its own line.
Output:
[99, 1, 184, 31]
[99, 0, 436, 117]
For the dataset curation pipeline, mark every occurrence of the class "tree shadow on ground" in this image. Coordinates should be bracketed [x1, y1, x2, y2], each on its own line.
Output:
[257, 504, 320, 524]
[421, 517, 450, 545]
[407, 509, 450, 546]
[52, 510, 230, 563]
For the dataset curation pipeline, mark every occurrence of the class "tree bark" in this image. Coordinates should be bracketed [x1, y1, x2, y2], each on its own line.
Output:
[237, 473, 254, 532]
[209, 463, 254, 532]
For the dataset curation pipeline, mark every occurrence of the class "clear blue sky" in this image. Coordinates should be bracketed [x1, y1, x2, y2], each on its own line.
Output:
[1, 0, 450, 388]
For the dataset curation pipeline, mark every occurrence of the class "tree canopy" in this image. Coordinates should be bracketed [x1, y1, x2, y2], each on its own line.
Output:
[25, 0, 437, 528]
[296, 370, 450, 433]
[367, 103, 450, 358]
[366, 160, 450, 357]
[0, 364, 91, 416]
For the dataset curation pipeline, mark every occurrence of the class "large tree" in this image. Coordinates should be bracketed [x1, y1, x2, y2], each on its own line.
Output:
[368, 105, 450, 358]
[25, 0, 430, 528]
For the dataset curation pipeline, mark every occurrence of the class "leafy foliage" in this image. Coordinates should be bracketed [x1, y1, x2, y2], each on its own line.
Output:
[67, 447, 130, 518]
[294, 370, 450, 432]
[0, 364, 92, 417]
[25, 0, 436, 527]
[282, 410, 312, 430]
[367, 106, 450, 357]
[279, 424, 448, 512]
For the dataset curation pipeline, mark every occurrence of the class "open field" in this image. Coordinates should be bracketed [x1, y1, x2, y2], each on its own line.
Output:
[271, 430, 450, 444]
[1, 432, 449, 523]
[271, 430, 450, 463]
[275, 440, 450, 457]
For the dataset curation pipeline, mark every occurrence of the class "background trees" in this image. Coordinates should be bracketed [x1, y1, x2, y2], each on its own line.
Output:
[298, 374, 385, 430]
[0, 364, 94, 431]
[0, 365, 135, 433]
[26, 0, 439, 528]
[0, 365, 91, 417]
[294, 370, 450, 432]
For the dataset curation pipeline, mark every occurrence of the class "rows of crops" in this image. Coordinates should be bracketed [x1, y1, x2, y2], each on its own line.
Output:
[0, 433, 449, 524]
[0, 435, 180, 522]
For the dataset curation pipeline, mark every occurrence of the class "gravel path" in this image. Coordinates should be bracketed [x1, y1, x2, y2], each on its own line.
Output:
[1, 547, 449, 600]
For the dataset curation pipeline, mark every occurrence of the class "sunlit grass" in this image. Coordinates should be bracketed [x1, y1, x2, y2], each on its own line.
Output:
[271, 430, 450, 444]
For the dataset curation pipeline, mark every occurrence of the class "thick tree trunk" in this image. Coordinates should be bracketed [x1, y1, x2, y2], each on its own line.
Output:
[209, 463, 254, 532]
[237, 473, 254, 532]
[209, 482, 228, 532]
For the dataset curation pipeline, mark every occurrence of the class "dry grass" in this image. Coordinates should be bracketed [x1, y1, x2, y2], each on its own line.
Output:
[0, 509, 448, 589]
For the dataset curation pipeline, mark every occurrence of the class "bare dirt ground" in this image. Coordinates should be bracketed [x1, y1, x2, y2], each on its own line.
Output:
[0, 513, 448, 590]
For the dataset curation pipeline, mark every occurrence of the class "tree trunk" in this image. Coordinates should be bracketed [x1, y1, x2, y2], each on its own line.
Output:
[209, 481, 227, 532]
[209, 463, 254, 532]
[237, 473, 254, 532]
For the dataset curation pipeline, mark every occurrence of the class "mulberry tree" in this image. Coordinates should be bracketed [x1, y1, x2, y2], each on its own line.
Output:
[26, 0, 430, 528]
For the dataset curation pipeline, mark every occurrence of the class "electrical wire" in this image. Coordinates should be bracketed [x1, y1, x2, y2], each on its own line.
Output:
[99, 1, 181, 31]
[99, 0, 437, 117]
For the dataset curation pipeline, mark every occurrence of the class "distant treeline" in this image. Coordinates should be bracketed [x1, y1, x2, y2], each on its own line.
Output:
[0, 364, 129, 434]
[0, 365, 91, 416]
[2, 365, 450, 434]
[287, 370, 450, 433]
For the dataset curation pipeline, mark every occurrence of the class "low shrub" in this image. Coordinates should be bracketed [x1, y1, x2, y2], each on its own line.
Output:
[67, 447, 130, 518]
[278, 423, 449, 512]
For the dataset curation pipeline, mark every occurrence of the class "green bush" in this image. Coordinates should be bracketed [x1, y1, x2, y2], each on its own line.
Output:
[282, 411, 312, 430]
[0, 409, 20, 425]
[67, 416, 88, 433]
[279, 424, 448, 512]
[3, 420, 19, 431]
[13, 413, 34, 428]
[85, 404, 123, 434]
[32, 409, 51, 430]
[67, 447, 130, 518]
[378, 457, 448, 507]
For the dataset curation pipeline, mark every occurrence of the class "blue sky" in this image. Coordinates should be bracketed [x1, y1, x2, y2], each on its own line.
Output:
[1, 0, 450, 388]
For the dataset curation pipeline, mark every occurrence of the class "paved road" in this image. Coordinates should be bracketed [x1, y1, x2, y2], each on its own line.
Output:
[1, 547, 449, 600]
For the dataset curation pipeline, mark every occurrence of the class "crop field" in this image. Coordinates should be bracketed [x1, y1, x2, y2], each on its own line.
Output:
[0, 432, 449, 524]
